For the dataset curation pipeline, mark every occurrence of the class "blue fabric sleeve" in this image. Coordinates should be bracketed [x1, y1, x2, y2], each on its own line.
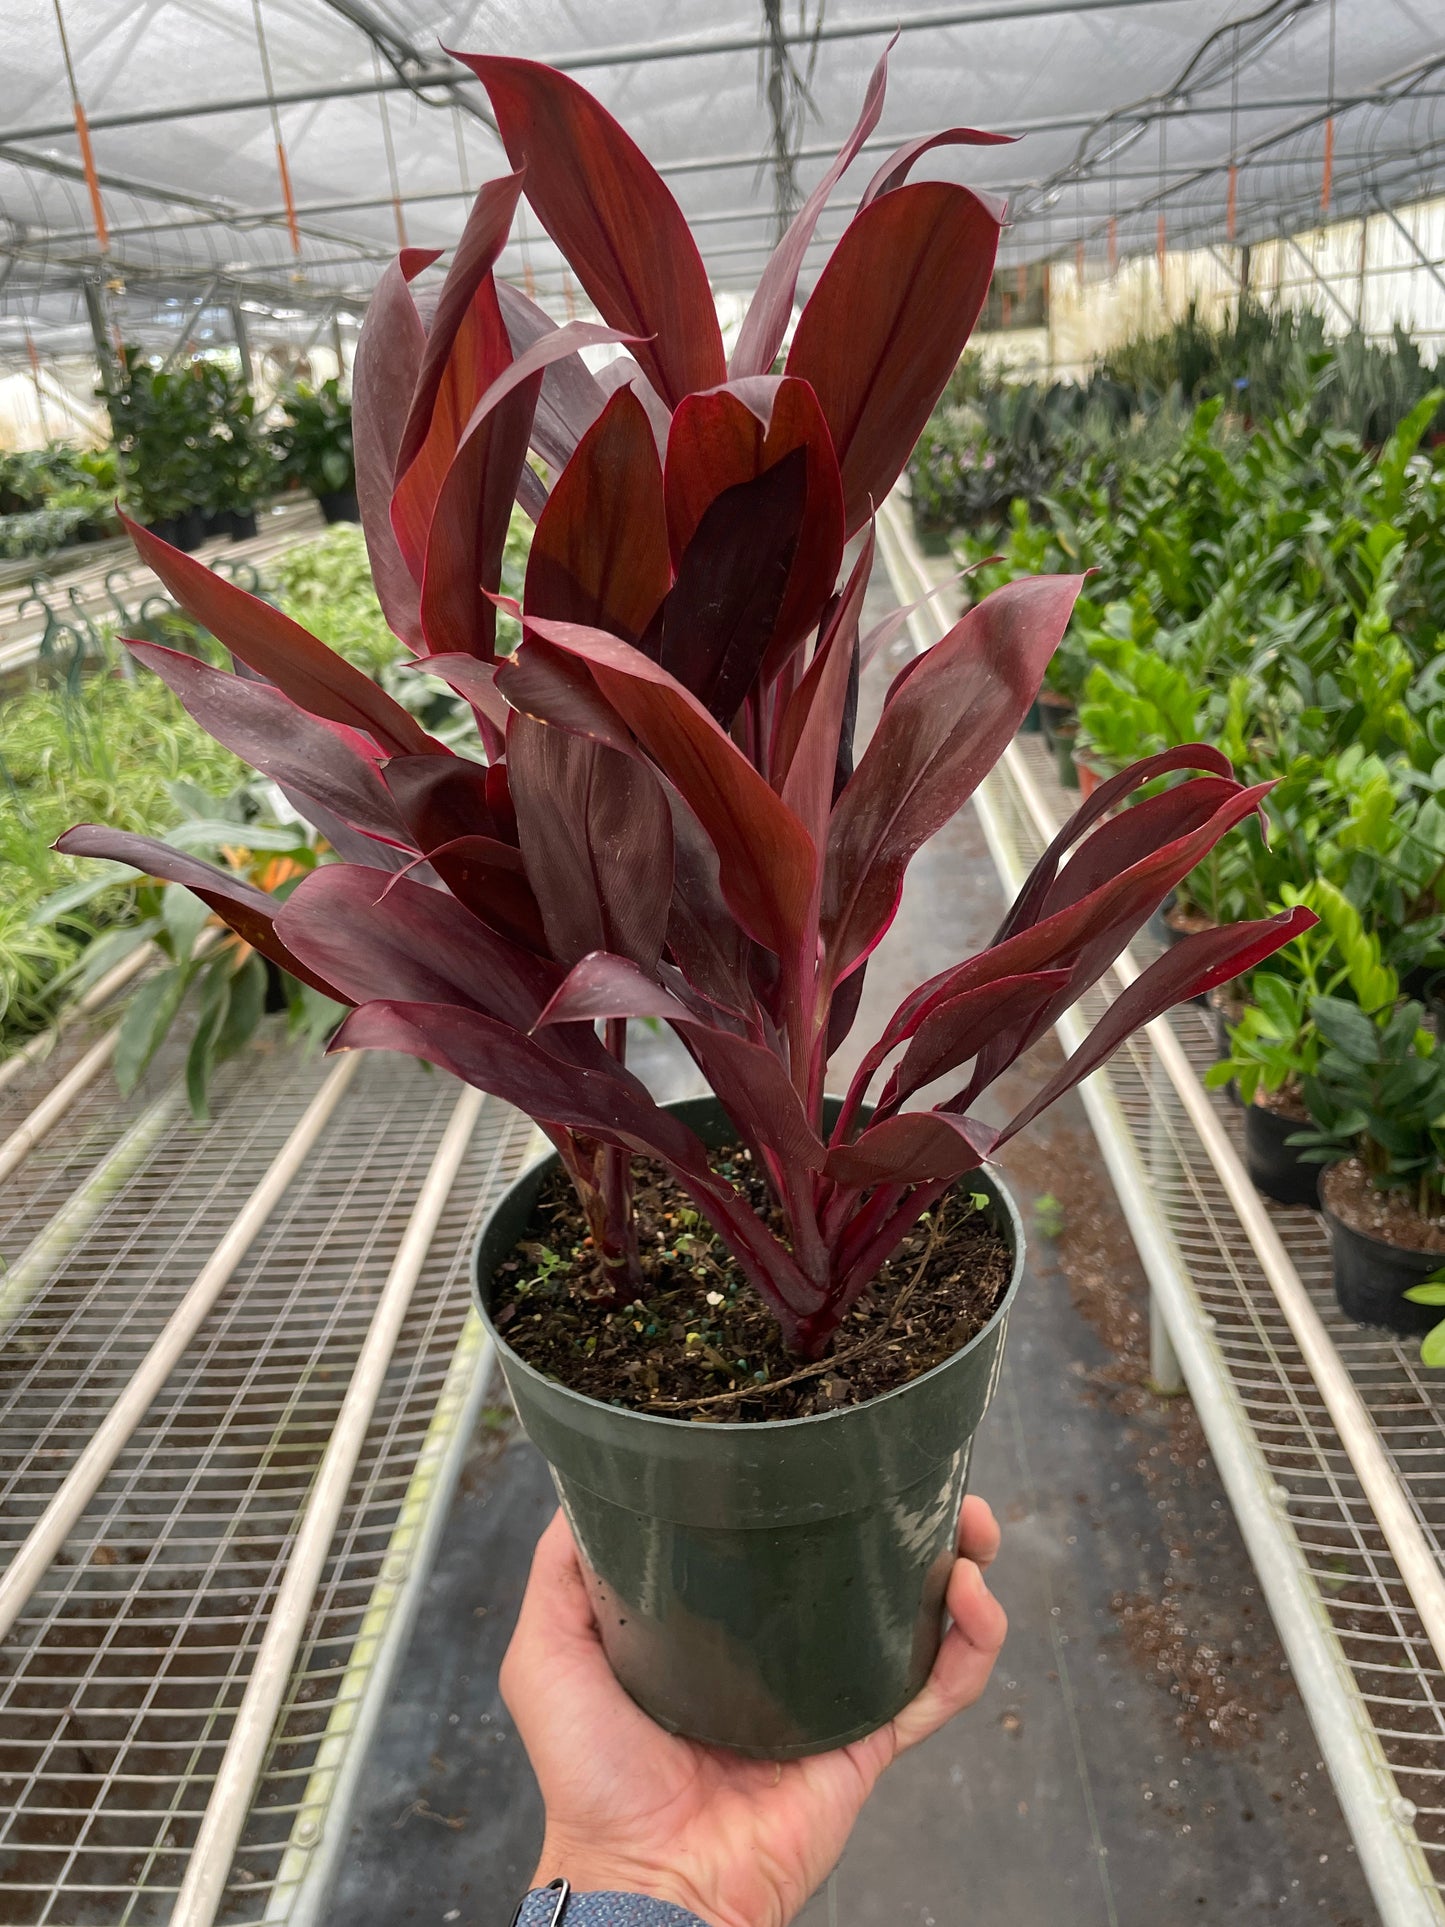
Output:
[513, 1890, 711, 1927]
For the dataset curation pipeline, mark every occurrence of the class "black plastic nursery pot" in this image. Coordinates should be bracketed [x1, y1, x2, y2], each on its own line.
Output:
[1053, 722, 1080, 790]
[472, 1097, 1024, 1760]
[318, 487, 360, 524]
[1322, 1199, 1443, 1336]
[1036, 688, 1074, 750]
[1243, 1100, 1319, 1209]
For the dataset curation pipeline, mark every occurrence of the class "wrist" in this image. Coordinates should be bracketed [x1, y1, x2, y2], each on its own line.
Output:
[530, 1835, 729, 1927]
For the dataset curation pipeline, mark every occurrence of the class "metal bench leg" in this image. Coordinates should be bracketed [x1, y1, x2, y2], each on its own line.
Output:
[1149, 1285, 1185, 1395]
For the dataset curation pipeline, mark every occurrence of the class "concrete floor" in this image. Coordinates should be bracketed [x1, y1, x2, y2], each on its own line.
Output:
[325, 588, 1378, 1927]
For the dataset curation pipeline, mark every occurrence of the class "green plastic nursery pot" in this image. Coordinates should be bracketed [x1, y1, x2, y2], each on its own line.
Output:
[472, 1097, 1024, 1760]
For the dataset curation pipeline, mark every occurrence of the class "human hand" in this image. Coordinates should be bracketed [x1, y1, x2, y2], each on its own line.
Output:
[500, 1497, 1006, 1927]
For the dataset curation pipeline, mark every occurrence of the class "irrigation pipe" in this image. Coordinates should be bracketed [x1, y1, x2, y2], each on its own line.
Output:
[0, 1051, 361, 1645]
[0, 942, 154, 1094]
[169, 1084, 486, 1927]
[878, 491, 1445, 1676]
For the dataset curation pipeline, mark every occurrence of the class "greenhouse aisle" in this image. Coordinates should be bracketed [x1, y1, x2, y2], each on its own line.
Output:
[325, 579, 1376, 1927]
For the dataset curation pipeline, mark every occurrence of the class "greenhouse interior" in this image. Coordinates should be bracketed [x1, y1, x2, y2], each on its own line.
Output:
[3, 0, 1445, 1922]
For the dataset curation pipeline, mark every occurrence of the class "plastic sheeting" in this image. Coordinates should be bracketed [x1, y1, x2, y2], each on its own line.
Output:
[0, 0, 1441, 356]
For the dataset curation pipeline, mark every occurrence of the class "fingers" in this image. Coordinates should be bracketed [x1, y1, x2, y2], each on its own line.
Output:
[888, 1557, 1008, 1758]
[957, 1494, 1000, 1569]
[500, 1509, 601, 1713]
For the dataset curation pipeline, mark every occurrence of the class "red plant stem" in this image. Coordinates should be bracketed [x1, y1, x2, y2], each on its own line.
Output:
[594, 1019, 640, 1292]
[833, 1178, 952, 1317]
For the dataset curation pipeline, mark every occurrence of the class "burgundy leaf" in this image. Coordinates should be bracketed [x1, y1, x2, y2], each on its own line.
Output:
[409, 654, 511, 737]
[823, 574, 1085, 977]
[730, 39, 894, 379]
[353, 247, 439, 649]
[422, 835, 548, 952]
[411, 320, 637, 660]
[53, 827, 345, 1000]
[663, 376, 845, 667]
[533, 950, 824, 1173]
[992, 745, 1236, 943]
[777, 526, 873, 843]
[859, 128, 1016, 206]
[127, 641, 414, 848]
[824, 1109, 997, 1187]
[997, 908, 1318, 1144]
[275, 865, 563, 1037]
[516, 615, 817, 967]
[120, 512, 432, 757]
[882, 969, 1072, 1111]
[383, 752, 504, 849]
[453, 52, 725, 408]
[497, 280, 607, 469]
[786, 182, 1003, 534]
[508, 713, 673, 970]
[658, 446, 808, 724]
[524, 386, 670, 645]
[495, 635, 638, 755]
[395, 171, 525, 481]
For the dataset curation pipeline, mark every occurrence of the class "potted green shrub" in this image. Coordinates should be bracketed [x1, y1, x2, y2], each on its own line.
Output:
[57, 49, 1310, 1758]
[1208, 882, 1394, 1208]
[1294, 996, 1445, 1332]
[273, 378, 358, 523]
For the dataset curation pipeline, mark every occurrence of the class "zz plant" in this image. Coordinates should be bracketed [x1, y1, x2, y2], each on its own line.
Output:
[60, 48, 1310, 1361]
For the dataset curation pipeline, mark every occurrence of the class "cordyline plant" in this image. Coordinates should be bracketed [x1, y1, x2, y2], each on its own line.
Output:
[60, 49, 1313, 1361]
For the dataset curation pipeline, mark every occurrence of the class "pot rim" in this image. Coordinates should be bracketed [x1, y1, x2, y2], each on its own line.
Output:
[1320, 1193, 1445, 1266]
[473, 1141, 1026, 1438]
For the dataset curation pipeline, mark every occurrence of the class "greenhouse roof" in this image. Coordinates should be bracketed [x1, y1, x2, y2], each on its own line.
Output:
[0, 0, 1442, 358]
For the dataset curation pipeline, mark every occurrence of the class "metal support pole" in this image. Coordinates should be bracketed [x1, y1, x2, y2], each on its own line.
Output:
[82, 273, 116, 394]
[1372, 195, 1445, 307]
[230, 298, 253, 390]
[160, 272, 223, 372]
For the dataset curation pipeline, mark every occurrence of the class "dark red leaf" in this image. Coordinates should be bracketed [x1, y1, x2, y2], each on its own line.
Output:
[495, 635, 638, 754]
[992, 745, 1236, 944]
[411, 320, 636, 660]
[508, 713, 673, 970]
[275, 865, 563, 1038]
[515, 616, 817, 967]
[824, 1109, 997, 1187]
[353, 247, 439, 650]
[998, 908, 1318, 1144]
[383, 752, 504, 849]
[395, 172, 525, 481]
[823, 574, 1084, 977]
[859, 128, 1015, 206]
[662, 377, 844, 667]
[497, 280, 607, 469]
[120, 512, 432, 757]
[786, 182, 1003, 534]
[127, 641, 414, 848]
[409, 654, 511, 738]
[776, 526, 873, 843]
[52, 827, 345, 1000]
[729, 39, 894, 379]
[453, 52, 725, 408]
[658, 446, 808, 724]
[422, 835, 548, 952]
[882, 969, 1071, 1111]
[524, 386, 670, 645]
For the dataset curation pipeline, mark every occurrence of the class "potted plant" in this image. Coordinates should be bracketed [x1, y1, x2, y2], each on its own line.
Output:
[273, 378, 358, 523]
[1295, 995, 1445, 1332]
[1208, 882, 1393, 1207]
[57, 49, 1311, 1759]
